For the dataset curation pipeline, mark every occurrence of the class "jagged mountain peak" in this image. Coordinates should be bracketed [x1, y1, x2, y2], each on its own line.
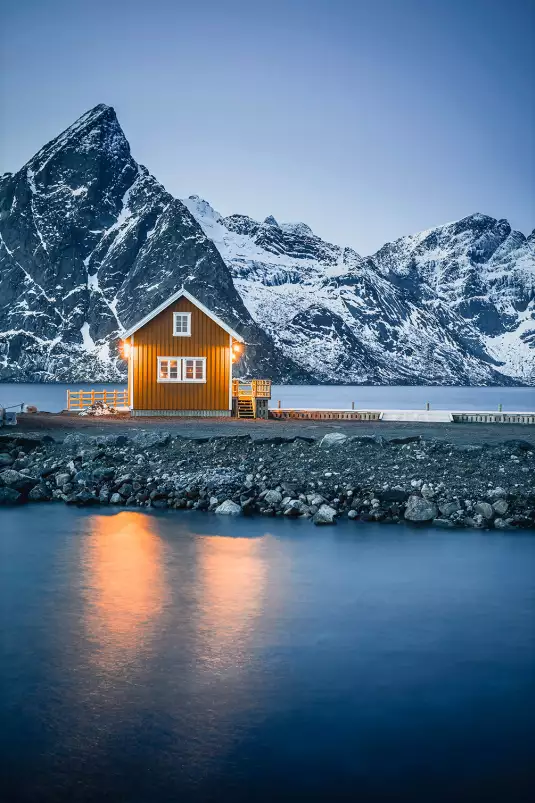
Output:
[280, 221, 314, 238]
[185, 195, 222, 222]
[263, 215, 279, 227]
[0, 106, 307, 383]
[28, 104, 125, 173]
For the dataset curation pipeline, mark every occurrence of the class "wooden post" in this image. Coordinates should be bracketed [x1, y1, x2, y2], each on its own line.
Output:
[278, 399, 281, 409]
[498, 403, 502, 412]
[352, 401, 355, 410]
[426, 401, 430, 411]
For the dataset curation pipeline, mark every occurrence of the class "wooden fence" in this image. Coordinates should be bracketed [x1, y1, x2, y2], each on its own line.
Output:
[66, 388, 129, 411]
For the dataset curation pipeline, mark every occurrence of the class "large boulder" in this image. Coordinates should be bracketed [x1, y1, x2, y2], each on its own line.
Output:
[264, 489, 283, 507]
[404, 495, 438, 522]
[283, 499, 309, 517]
[474, 501, 494, 520]
[313, 504, 337, 525]
[492, 499, 509, 516]
[319, 432, 347, 449]
[131, 431, 171, 449]
[215, 499, 242, 516]
[28, 484, 52, 502]
[0, 453, 14, 468]
[439, 500, 462, 517]
[0, 469, 38, 494]
[0, 487, 21, 505]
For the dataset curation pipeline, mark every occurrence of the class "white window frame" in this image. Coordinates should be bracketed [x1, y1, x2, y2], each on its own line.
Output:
[182, 357, 206, 383]
[173, 312, 191, 337]
[157, 356, 206, 383]
[157, 357, 181, 382]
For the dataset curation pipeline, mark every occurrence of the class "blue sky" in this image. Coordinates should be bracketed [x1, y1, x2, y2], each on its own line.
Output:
[1, 0, 533, 253]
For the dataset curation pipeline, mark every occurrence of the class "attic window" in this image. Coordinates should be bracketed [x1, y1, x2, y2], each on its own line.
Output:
[173, 312, 191, 336]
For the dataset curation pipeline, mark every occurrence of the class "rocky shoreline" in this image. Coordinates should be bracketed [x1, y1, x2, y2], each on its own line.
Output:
[0, 429, 534, 530]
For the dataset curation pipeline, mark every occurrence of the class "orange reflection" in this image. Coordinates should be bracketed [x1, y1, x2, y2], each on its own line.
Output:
[196, 536, 267, 673]
[83, 512, 167, 672]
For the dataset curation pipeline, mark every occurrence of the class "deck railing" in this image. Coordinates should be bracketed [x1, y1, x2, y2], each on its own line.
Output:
[66, 388, 128, 411]
[232, 379, 271, 399]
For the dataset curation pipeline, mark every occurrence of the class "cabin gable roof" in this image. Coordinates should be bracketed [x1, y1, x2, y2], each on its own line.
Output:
[121, 288, 245, 342]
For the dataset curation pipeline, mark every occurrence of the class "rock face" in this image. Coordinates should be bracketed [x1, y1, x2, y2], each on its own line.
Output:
[184, 201, 535, 386]
[0, 105, 306, 384]
[1, 104, 533, 385]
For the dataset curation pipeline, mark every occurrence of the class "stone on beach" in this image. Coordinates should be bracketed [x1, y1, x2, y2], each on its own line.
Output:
[215, 499, 242, 516]
[319, 433, 347, 448]
[264, 489, 283, 506]
[0, 469, 38, 494]
[404, 495, 438, 522]
[0, 486, 21, 504]
[313, 504, 337, 525]
[492, 499, 509, 516]
[474, 501, 494, 520]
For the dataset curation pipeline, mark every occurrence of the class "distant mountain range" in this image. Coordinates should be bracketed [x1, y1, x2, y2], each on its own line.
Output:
[1, 104, 533, 385]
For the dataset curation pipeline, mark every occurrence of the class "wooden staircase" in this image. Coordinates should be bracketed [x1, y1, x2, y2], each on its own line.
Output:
[237, 396, 255, 418]
[232, 379, 271, 419]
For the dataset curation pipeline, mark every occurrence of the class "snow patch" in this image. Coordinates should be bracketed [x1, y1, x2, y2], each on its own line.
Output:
[80, 322, 95, 351]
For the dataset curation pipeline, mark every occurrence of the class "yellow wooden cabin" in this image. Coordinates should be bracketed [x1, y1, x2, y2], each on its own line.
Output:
[119, 288, 271, 418]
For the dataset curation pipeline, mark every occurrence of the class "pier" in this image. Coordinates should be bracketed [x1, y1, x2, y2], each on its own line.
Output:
[269, 408, 535, 424]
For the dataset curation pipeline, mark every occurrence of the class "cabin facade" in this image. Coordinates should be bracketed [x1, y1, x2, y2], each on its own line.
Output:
[121, 289, 244, 416]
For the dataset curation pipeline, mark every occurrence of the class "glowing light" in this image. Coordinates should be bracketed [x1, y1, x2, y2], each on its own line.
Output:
[231, 341, 243, 362]
[121, 339, 131, 358]
[82, 512, 168, 672]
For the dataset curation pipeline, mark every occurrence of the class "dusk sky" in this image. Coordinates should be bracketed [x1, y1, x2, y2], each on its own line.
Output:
[2, 0, 533, 253]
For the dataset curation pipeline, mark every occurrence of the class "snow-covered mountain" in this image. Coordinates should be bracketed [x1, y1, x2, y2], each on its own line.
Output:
[0, 105, 307, 383]
[182, 197, 535, 385]
[1, 103, 533, 385]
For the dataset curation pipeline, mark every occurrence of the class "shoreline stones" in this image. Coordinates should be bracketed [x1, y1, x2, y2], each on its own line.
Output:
[0, 430, 533, 530]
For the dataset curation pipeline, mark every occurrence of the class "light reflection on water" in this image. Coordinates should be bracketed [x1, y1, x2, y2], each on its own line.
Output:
[194, 534, 268, 673]
[82, 512, 169, 676]
[1, 506, 534, 803]
[78, 512, 279, 776]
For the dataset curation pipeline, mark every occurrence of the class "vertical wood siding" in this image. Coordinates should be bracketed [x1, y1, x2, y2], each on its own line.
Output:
[131, 298, 231, 411]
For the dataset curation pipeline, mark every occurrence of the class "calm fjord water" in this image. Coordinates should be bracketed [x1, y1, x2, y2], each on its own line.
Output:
[0, 382, 534, 413]
[1, 507, 534, 802]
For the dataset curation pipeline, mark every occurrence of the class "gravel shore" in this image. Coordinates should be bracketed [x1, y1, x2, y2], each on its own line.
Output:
[1, 422, 534, 530]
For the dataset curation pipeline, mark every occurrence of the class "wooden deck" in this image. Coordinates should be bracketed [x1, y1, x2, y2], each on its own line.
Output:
[269, 407, 535, 424]
[270, 408, 381, 421]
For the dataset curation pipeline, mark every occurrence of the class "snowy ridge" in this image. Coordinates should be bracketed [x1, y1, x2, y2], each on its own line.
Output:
[183, 197, 534, 385]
